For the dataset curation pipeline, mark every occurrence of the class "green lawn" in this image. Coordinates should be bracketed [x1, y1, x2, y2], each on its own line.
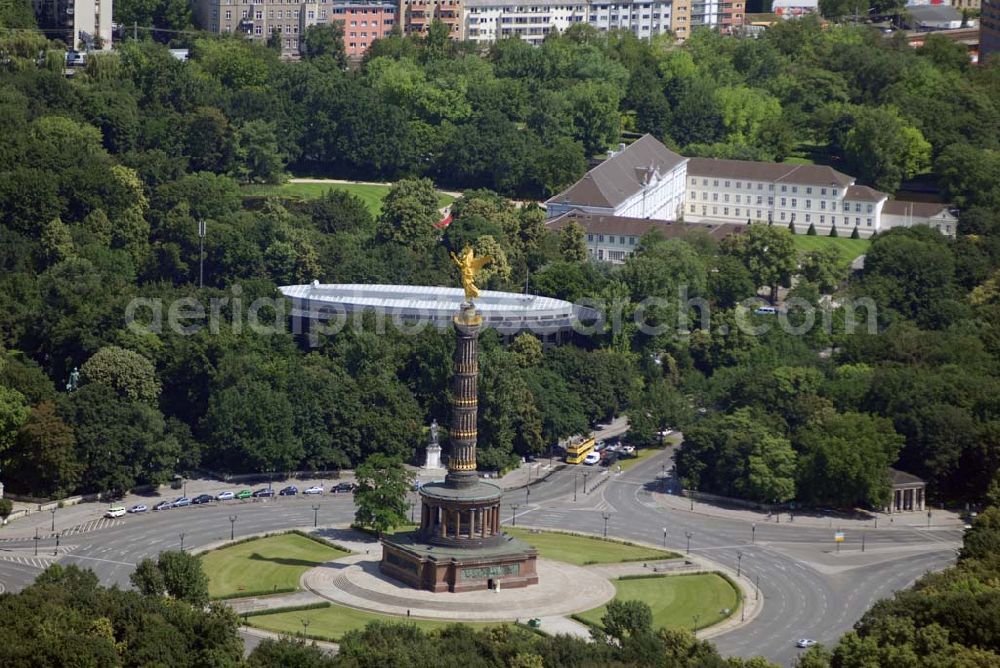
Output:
[576, 573, 739, 631]
[240, 181, 456, 216]
[200, 533, 349, 599]
[505, 528, 678, 566]
[792, 235, 870, 269]
[617, 446, 665, 472]
[248, 603, 501, 641]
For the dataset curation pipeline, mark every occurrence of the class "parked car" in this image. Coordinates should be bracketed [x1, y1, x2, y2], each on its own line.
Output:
[303, 485, 323, 495]
[153, 500, 173, 511]
[334, 482, 356, 493]
[279, 485, 298, 496]
[620, 445, 636, 455]
[658, 429, 674, 439]
[601, 452, 619, 467]
[253, 488, 275, 498]
[127, 504, 148, 514]
[172, 497, 191, 507]
[216, 491, 235, 501]
[65, 51, 86, 67]
[191, 494, 214, 505]
[104, 506, 127, 518]
[594, 440, 607, 452]
[796, 639, 817, 649]
[236, 489, 253, 499]
[583, 451, 601, 465]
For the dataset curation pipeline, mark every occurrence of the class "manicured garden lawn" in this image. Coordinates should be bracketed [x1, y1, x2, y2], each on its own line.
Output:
[505, 528, 678, 565]
[200, 533, 348, 599]
[248, 603, 500, 641]
[792, 235, 870, 269]
[240, 181, 455, 216]
[576, 573, 739, 631]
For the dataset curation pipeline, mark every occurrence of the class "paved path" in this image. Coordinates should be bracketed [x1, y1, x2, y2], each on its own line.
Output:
[287, 178, 464, 199]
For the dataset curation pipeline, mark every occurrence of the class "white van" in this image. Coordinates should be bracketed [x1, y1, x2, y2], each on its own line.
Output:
[104, 506, 126, 518]
[754, 306, 777, 315]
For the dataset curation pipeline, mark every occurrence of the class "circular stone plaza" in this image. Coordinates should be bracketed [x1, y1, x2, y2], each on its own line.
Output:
[279, 282, 598, 339]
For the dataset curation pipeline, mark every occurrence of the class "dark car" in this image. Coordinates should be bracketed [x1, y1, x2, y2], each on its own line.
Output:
[191, 494, 214, 505]
[253, 488, 276, 498]
[334, 482, 356, 493]
[279, 485, 298, 496]
[153, 500, 173, 511]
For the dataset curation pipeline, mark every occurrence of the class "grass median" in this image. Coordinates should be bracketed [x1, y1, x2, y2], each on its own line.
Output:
[575, 573, 739, 631]
[201, 532, 349, 599]
[792, 236, 870, 269]
[247, 603, 500, 641]
[504, 528, 678, 565]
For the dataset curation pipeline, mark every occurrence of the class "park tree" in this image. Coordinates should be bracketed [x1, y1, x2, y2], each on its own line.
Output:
[722, 225, 797, 302]
[559, 220, 589, 262]
[375, 178, 441, 251]
[353, 454, 413, 535]
[308, 189, 374, 235]
[842, 107, 931, 193]
[301, 22, 348, 68]
[602, 599, 653, 643]
[79, 346, 161, 405]
[8, 401, 82, 498]
[0, 498, 11, 524]
[800, 246, 846, 294]
[0, 385, 29, 459]
[248, 638, 337, 668]
[131, 550, 209, 606]
[795, 412, 902, 508]
[676, 408, 796, 503]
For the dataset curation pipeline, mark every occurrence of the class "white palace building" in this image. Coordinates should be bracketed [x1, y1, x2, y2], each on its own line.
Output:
[545, 135, 956, 262]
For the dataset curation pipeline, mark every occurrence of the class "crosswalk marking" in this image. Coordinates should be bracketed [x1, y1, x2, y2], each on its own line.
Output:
[0, 554, 55, 569]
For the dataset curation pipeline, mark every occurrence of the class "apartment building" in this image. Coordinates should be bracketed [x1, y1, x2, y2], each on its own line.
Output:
[400, 0, 464, 38]
[673, 0, 744, 37]
[547, 135, 957, 243]
[194, 0, 395, 56]
[308, 1, 397, 56]
[545, 135, 688, 222]
[465, 0, 585, 43]
[32, 0, 113, 51]
[983, 0, 1000, 63]
[463, 0, 671, 43]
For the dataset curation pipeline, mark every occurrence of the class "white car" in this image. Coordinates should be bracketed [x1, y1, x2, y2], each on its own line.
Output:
[620, 445, 636, 455]
[658, 429, 675, 438]
[796, 639, 817, 649]
[104, 507, 127, 518]
[216, 491, 235, 501]
[583, 452, 601, 465]
[303, 485, 324, 495]
[127, 504, 148, 514]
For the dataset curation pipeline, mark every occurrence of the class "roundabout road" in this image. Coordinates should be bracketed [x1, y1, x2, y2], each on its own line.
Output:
[0, 448, 960, 667]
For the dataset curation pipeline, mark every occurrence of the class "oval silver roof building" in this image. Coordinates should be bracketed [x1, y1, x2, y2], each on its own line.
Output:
[279, 282, 597, 336]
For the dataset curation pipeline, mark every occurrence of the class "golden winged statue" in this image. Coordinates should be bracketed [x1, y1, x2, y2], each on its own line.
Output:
[450, 246, 492, 301]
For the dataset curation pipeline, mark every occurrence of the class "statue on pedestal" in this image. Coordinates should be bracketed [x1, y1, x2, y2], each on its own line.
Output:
[423, 419, 442, 470]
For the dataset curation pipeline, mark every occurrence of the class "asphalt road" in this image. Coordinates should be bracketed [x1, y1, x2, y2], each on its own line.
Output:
[0, 445, 960, 667]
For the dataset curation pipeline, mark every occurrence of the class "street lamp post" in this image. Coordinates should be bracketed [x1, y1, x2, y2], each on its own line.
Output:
[692, 613, 701, 630]
[602, 512, 611, 538]
[301, 619, 310, 636]
[229, 514, 238, 541]
[50, 507, 56, 532]
[737, 551, 743, 578]
[583, 472, 589, 494]
[54, 532, 60, 557]
[662, 527, 667, 547]
[526, 486, 530, 504]
[661, 463, 666, 492]
[752, 523, 756, 544]
[690, 491, 694, 511]
[741, 594, 746, 621]
[179, 532, 186, 551]
[182, 478, 187, 498]
[33, 528, 39, 556]
[312, 504, 321, 528]
[685, 530, 693, 554]
[573, 475, 578, 502]
[197, 219, 207, 288]
[409, 501, 415, 524]
[755, 573, 760, 600]
[510, 504, 519, 527]
[927, 510, 932, 528]
[862, 532, 866, 553]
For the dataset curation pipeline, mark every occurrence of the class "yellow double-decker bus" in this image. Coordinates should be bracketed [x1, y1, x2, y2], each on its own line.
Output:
[565, 436, 596, 464]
